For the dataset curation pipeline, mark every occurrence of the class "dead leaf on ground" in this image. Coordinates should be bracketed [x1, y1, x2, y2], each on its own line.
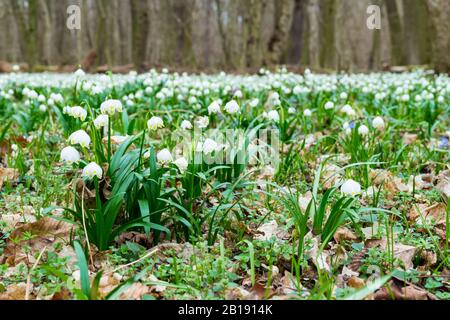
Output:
[333, 227, 357, 243]
[374, 280, 436, 300]
[409, 203, 446, 224]
[402, 133, 418, 145]
[1, 217, 74, 266]
[0, 168, 19, 190]
[119, 282, 150, 300]
[225, 287, 251, 300]
[369, 169, 408, 195]
[366, 239, 417, 270]
[0, 283, 31, 300]
[254, 220, 288, 241]
[348, 276, 365, 289]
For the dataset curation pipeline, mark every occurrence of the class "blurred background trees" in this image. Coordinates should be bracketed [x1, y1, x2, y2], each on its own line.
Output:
[0, 0, 448, 73]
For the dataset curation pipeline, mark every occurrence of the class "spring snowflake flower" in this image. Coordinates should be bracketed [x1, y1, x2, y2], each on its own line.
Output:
[157, 148, 173, 163]
[147, 116, 164, 130]
[324, 101, 334, 110]
[39, 104, 47, 112]
[303, 109, 312, 117]
[100, 99, 123, 115]
[68, 106, 87, 121]
[372, 117, 385, 130]
[180, 120, 193, 130]
[267, 110, 280, 122]
[60, 146, 80, 165]
[195, 116, 209, 129]
[249, 99, 259, 108]
[288, 107, 296, 114]
[173, 157, 188, 172]
[341, 179, 361, 196]
[358, 125, 369, 136]
[82, 162, 103, 180]
[93, 114, 109, 129]
[340, 92, 348, 100]
[69, 130, 91, 148]
[224, 100, 240, 114]
[201, 139, 218, 154]
[208, 101, 221, 115]
[74, 69, 85, 77]
[234, 90, 243, 99]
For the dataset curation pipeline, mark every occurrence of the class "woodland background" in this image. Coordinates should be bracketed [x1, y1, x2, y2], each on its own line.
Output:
[0, 0, 448, 73]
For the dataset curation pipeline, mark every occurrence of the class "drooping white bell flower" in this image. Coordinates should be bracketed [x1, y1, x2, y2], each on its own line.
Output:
[180, 120, 193, 130]
[157, 148, 173, 163]
[224, 100, 240, 114]
[288, 107, 296, 114]
[173, 157, 188, 173]
[208, 101, 221, 115]
[100, 99, 123, 115]
[60, 146, 80, 165]
[341, 179, 361, 196]
[82, 162, 103, 180]
[195, 116, 209, 129]
[303, 109, 312, 117]
[147, 116, 164, 130]
[372, 116, 385, 131]
[74, 68, 85, 77]
[202, 139, 218, 154]
[358, 125, 369, 136]
[324, 101, 334, 110]
[68, 106, 87, 121]
[93, 114, 109, 129]
[69, 130, 91, 148]
[267, 110, 280, 122]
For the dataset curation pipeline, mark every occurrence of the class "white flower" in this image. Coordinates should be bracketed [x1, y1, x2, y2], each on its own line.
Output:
[340, 92, 348, 100]
[372, 116, 385, 130]
[180, 120, 193, 130]
[341, 179, 361, 196]
[74, 69, 85, 77]
[173, 157, 188, 172]
[39, 104, 47, 112]
[195, 116, 209, 129]
[341, 104, 355, 116]
[358, 125, 369, 136]
[69, 130, 91, 148]
[208, 101, 221, 115]
[93, 114, 109, 129]
[38, 94, 46, 103]
[400, 94, 410, 102]
[224, 100, 240, 114]
[82, 162, 103, 180]
[437, 96, 444, 103]
[60, 146, 80, 165]
[288, 107, 296, 114]
[147, 116, 164, 130]
[100, 99, 123, 115]
[12, 64, 20, 72]
[267, 110, 280, 122]
[303, 109, 312, 117]
[202, 139, 218, 154]
[234, 90, 243, 98]
[363, 186, 377, 198]
[324, 101, 334, 110]
[157, 148, 173, 163]
[68, 106, 87, 121]
[249, 99, 259, 108]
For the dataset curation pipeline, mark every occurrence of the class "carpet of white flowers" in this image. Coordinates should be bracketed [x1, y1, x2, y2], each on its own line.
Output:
[0, 68, 449, 300]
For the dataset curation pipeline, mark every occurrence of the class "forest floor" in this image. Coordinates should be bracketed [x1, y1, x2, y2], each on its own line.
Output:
[0, 68, 449, 300]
